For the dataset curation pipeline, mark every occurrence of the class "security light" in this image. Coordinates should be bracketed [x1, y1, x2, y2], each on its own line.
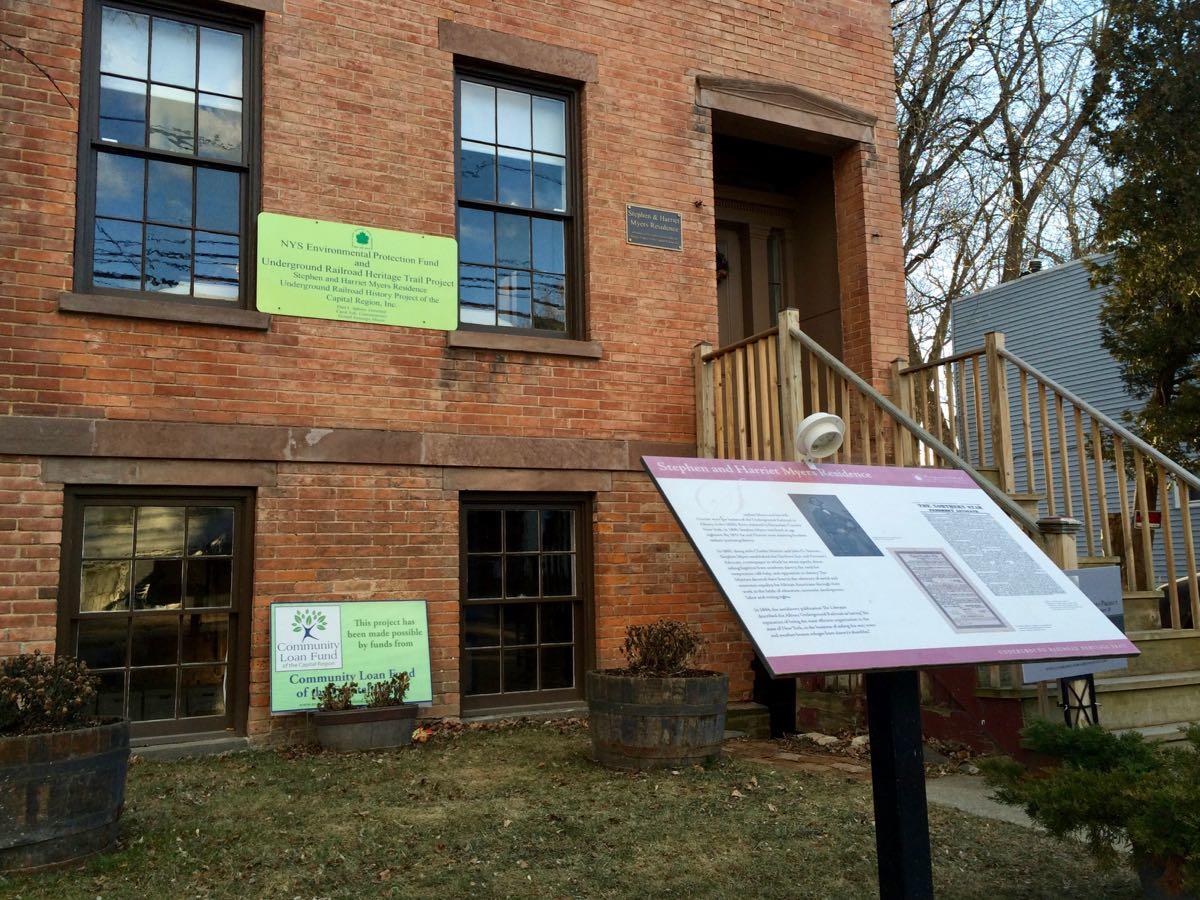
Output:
[796, 412, 846, 461]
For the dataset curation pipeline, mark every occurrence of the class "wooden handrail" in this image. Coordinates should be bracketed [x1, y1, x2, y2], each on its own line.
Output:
[700, 325, 780, 362]
[897, 346, 985, 376]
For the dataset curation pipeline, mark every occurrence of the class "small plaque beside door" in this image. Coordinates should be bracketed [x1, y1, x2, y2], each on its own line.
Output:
[626, 205, 683, 251]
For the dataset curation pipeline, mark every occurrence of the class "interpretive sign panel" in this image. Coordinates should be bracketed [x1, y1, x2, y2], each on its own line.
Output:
[1022, 566, 1127, 683]
[626, 205, 683, 250]
[269, 600, 433, 713]
[643, 457, 1138, 676]
[257, 212, 458, 329]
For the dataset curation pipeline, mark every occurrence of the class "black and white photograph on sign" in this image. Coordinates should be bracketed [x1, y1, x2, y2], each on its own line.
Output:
[790, 493, 883, 557]
[891, 548, 1012, 632]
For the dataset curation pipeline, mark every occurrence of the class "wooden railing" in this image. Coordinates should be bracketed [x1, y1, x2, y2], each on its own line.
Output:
[896, 333, 1200, 631]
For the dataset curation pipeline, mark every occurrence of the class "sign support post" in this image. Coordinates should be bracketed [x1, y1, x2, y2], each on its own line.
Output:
[865, 669, 934, 900]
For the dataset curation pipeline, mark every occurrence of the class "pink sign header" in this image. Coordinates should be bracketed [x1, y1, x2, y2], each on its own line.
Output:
[643, 456, 977, 489]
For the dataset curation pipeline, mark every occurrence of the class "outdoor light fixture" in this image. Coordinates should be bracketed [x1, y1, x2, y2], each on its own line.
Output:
[795, 412, 846, 462]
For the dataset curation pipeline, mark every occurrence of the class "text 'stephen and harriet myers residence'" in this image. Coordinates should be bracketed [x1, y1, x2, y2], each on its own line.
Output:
[1, 0, 913, 749]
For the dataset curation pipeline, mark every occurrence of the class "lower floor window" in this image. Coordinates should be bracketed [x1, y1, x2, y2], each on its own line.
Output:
[460, 497, 590, 711]
[58, 488, 252, 738]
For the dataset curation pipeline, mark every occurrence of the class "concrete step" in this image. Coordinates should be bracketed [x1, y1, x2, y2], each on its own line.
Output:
[1111, 721, 1197, 748]
[1124, 590, 1166, 631]
[1079, 555, 1122, 569]
[132, 734, 250, 761]
[1097, 628, 1200, 678]
[1092, 670, 1200, 730]
[725, 701, 771, 739]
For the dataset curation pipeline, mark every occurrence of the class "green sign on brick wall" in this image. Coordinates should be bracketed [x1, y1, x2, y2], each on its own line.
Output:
[257, 212, 458, 329]
[269, 600, 433, 714]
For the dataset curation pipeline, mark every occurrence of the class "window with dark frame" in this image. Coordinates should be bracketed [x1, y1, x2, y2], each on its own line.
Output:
[455, 71, 579, 336]
[75, 1, 259, 307]
[460, 498, 589, 711]
[58, 489, 253, 738]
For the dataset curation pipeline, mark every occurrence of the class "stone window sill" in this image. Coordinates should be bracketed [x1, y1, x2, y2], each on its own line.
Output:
[59, 292, 271, 331]
[446, 329, 602, 359]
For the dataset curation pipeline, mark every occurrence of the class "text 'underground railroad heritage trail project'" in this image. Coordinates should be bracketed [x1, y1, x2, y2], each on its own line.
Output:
[643, 457, 1139, 676]
[256, 212, 458, 329]
[269, 600, 433, 714]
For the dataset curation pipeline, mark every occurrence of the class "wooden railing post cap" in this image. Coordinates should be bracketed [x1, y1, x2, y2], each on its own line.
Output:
[1037, 516, 1083, 535]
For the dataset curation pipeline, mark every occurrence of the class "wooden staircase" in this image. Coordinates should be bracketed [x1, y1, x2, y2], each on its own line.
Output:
[694, 311, 1200, 750]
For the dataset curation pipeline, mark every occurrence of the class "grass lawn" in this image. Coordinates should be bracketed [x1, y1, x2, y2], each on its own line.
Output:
[1, 723, 1137, 899]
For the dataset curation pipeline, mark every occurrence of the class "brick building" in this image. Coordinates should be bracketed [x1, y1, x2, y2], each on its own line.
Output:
[0, 0, 906, 746]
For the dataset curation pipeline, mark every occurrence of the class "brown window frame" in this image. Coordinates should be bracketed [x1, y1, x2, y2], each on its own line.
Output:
[57, 486, 255, 741]
[453, 67, 585, 340]
[459, 494, 593, 714]
[72, 0, 263, 312]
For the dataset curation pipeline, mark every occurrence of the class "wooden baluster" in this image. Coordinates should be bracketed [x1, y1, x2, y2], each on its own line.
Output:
[776, 310, 803, 461]
[807, 347, 820, 422]
[1091, 418, 1113, 558]
[931, 366, 944, 466]
[916, 370, 929, 465]
[891, 362, 913, 467]
[873, 405, 887, 465]
[858, 392, 871, 466]
[1178, 489, 1199, 629]
[1158, 467, 1180, 628]
[1020, 370, 1035, 496]
[1133, 451, 1154, 592]
[755, 339, 772, 460]
[957, 361, 971, 463]
[840, 376, 852, 464]
[744, 345, 761, 460]
[821, 361, 836, 459]
[1112, 434, 1137, 590]
[984, 333, 1015, 491]
[734, 348, 750, 458]
[1037, 383, 1056, 515]
[765, 336, 782, 460]
[1055, 395, 1073, 518]
[971, 356, 985, 468]
[945, 362, 959, 457]
[693, 343, 716, 459]
[1074, 406, 1095, 557]
[720, 353, 735, 459]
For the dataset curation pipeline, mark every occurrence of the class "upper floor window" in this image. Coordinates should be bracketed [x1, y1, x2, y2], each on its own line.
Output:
[455, 72, 579, 336]
[75, 1, 259, 307]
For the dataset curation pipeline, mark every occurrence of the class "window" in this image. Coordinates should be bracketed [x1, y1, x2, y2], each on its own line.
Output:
[58, 489, 253, 739]
[460, 497, 591, 711]
[455, 72, 579, 336]
[75, 1, 259, 307]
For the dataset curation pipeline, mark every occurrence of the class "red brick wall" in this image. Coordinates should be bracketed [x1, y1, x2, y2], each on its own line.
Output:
[0, 460, 61, 658]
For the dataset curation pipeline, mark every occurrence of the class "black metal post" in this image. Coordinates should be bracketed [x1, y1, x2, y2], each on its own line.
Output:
[865, 669, 934, 900]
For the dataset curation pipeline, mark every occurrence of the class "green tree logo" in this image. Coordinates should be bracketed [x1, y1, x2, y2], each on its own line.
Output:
[292, 609, 328, 641]
[353, 230, 370, 246]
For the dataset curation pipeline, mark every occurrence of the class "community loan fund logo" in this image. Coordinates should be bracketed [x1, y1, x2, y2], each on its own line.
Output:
[274, 605, 342, 672]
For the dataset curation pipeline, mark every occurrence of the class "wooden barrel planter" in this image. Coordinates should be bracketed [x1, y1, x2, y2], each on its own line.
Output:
[0, 719, 130, 873]
[313, 705, 417, 752]
[587, 670, 728, 770]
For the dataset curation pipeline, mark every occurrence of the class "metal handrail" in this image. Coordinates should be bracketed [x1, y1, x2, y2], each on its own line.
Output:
[998, 348, 1200, 492]
[788, 326, 1042, 534]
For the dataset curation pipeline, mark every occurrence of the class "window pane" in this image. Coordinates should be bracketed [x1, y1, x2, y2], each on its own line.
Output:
[133, 558, 183, 610]
[146, 159, 192, 226]
[149, 84, 195, 153]
[466, 555, 502, 599]
[81, 560, 131, 612]
[532, 273, 566, 332]
[94, 670, 126, 718]
[130, 667, 176, 721]
[503, 648, 537, 692]
[93, 218, 143, 290]
[495, 213, 530, 269]
[95, 152, 144, 220]
[496, 89, 531, 149]
[531, 218, 565, 275]
[185, 557, 232, 607]
[460, 81, 495, 143]
[465, 649, 500, 695]
[198, 27, 243, 97]
[541, 645, 574, 689]
[131, 616, 179, 665]
[497, 147, 532, 207]
[466, 509, 501, 553]
[194, 232, 239, 300]
[195, 168, 239, 232]
[464, 603, 500, 648]
[100, 7, 148, 79]
[502, 603, 537, 645]
[542, 554, 574, 597]
[540, 601, 573, 643]
[532, 96, 565, 154]
[145, 224, 192, 293]
[136, 506, 185, 557]
[182, 613, 228, 662]
[187, 507, 234, 555]
[457, 207, 494, 266]
[496, 269, 531, 328]
[459, 264, 496, 325]
[505, 510, 539, 551]
[459, 141, 496, 202]
[77, 617, 129, 670]
[198, 93, 242, 161]
[150, 17, 196, 88]
[533, 153, 566, 212]
[83, 505, 134, 558]
[181, 666, 226, 717]
[99, 74, 147, 145]
[505, 555, 538, 598]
